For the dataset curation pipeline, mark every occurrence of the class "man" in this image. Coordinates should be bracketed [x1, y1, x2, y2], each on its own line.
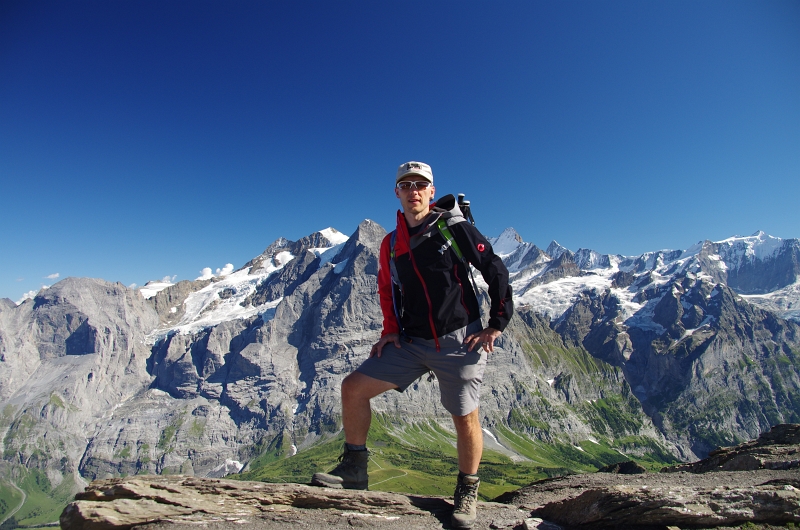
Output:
[312, 161, 513, 529]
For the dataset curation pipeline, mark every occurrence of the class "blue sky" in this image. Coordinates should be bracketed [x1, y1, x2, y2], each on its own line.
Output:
[1, 0, 798, 303]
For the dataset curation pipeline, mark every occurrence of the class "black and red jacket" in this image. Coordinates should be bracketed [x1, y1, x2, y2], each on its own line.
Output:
[378, 195, 513, 347]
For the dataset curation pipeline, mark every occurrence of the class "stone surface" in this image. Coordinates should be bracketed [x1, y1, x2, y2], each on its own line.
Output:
[501, 470, 800, 529]
[60, 475, 524, 530]
[493, 426, 800, 528]
[662, 424, 800, 473]
[534, 480, 800, 528]
[0, 298, 15, 312]
[61, 431, 800, 529]
[60, 469, 800, 530]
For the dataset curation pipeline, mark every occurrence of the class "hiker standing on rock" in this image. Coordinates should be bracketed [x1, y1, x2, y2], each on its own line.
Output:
[313, 161, 514, 529]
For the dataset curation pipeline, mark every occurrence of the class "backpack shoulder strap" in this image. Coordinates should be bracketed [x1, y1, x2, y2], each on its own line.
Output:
[389, 230, 401, 285]
[436, 219, 485, 326]
[436, 219, 465, 262]
[388, 230, 404, 335]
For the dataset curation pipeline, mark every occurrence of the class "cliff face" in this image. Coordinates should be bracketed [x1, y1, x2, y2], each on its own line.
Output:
[0, 277, 158, 492]
[80, 220, 391, 481]
[553, 273, 800, 458]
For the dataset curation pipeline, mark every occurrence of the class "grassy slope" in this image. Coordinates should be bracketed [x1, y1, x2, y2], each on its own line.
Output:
[236, 413, 677, 500]
[0, 482, 24, 523]
[238, 313, 679, 497]
[0, 467, 77, 529]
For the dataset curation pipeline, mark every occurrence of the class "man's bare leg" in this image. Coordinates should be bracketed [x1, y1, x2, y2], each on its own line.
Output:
[311, 372, 397, 489]
[451, 407, 482, 528]
[452, 407, 482, 474]
[341, 371, 397, 445]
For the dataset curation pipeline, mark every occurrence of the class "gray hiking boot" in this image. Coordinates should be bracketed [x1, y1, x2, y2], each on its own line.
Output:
[451, 474, 480, 529]
[311, 446, 369, 490]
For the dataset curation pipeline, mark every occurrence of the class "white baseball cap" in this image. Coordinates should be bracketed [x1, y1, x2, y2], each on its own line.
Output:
[396, 161, 433, 184]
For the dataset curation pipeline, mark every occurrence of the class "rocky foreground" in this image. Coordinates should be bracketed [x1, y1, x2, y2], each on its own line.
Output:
[61, 425, 800, 530]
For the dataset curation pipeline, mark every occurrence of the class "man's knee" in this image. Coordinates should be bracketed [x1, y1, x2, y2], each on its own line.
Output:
[341, 372, 360, 400]
[341, 371, 396, 402]
[452, 408, 480, 428]
[453, 407, 479, 419]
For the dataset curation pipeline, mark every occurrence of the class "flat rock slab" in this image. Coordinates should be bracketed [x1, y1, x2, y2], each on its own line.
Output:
[60, 425, 800, 529]
[60, 471, 800, 529]
[501, 470, 800, 529]
[60, 475, 527, 530]
[663, 424, 800, 474]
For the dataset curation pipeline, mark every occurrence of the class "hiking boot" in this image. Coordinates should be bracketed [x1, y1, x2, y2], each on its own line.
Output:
[311, 446, 369, 490]
[451, 474, 480, 529]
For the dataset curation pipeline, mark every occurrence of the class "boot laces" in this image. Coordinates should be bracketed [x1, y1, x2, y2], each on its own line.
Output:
[453, 481, 478, 514]
[333, 449, 366, 471]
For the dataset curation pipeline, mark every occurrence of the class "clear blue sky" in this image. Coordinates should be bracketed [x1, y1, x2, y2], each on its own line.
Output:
[2, 0, 798, 302]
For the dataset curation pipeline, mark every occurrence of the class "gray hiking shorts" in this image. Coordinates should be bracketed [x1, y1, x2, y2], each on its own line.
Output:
[356, 320, 487, 417]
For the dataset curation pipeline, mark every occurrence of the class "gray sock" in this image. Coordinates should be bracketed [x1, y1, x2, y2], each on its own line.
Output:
[346, 443, 367, 451]
[458, 471, 479, 482]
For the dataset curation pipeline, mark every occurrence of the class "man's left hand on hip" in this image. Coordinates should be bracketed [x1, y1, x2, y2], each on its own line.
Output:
[464, 328, 502, 353]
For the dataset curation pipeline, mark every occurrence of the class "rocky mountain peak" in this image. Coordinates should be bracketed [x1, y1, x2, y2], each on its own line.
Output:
[545, 240, 568, 259]
[574, 248, 613, 270]
[296, 229, 341, 251]
[335, 219, 386, 259]
[0, 298, 15, 312]
[491, 227, 524, 253]
[242, 229, 351, 275]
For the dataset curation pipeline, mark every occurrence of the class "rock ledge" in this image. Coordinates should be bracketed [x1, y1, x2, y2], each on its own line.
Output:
[60, 425, 800, 529]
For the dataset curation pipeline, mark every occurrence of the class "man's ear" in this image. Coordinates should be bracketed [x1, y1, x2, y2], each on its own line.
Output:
[395, 187, 400, 199]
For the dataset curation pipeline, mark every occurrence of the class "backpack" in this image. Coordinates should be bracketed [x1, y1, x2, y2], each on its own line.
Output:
[387, 195, 481, 336]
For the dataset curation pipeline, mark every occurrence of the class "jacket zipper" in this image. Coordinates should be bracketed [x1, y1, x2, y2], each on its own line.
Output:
[404, 224, 441, 351]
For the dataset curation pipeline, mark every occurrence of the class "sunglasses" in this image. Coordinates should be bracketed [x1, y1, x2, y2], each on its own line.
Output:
[396, 181, 432, 190]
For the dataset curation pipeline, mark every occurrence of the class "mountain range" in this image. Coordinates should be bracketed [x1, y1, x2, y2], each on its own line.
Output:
[1, 221, 798, 526]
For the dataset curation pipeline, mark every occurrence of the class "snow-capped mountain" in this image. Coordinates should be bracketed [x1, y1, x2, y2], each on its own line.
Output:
[490, 228, 800, 457]
[490, 229, 800, 324]
[139, 227, 797, 340]
[141, 227, 350, 337]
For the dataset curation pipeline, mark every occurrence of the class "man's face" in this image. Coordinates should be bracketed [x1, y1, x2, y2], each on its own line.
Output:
[395, 176, 435, 215]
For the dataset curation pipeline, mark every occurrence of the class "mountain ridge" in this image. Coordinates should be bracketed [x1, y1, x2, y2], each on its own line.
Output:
[1, 222, 799, 526]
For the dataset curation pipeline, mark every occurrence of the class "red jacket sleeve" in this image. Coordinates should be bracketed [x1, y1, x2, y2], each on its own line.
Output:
[378, 233, 400, 336]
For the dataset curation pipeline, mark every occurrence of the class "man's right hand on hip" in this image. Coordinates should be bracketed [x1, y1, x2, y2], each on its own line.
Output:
[370, 333, 401, 357]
